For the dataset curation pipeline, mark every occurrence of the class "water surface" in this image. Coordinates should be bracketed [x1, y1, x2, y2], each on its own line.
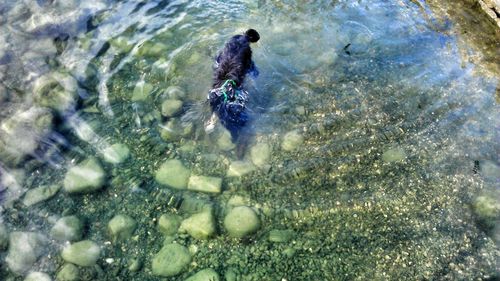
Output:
[0, 0, 499, 280]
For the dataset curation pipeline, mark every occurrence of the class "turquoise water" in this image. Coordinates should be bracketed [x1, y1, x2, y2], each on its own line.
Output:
[0, 0, 499, 280]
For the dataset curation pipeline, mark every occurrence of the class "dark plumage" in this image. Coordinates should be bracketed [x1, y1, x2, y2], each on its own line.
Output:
[208, 29, 260, 141]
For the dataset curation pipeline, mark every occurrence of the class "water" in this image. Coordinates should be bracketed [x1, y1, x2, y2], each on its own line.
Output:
[0, 0, 499, 280]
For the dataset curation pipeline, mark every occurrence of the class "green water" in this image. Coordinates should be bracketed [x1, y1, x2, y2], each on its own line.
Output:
[0, 0, 499, 280]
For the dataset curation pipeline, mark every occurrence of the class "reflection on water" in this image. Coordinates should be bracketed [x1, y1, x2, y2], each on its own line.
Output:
[0, 0, 499, 280]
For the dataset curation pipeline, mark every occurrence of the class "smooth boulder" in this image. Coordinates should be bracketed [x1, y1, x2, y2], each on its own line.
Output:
[63, 158, 106, 193]
[223, 206, 261, 238]
[108, 214, 137, 242]
[50, 216, 83, 242]
[6, 232, 47, 274]
[155, 159, 191, 189]
[179, 211, 216, 240]
[61, 240, 101, 266]
[152, 243, 191, 277]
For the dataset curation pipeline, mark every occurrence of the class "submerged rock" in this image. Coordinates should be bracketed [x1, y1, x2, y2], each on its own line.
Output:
[227, 161, 256, 177]
[132, 80, 153, 102]
[164, 86, 186, 100]
[50, 216, 83, 242]
[158, 214, 181, 236]
[187, 175, 222, 194]
[0, 223, 8, 250]
[56, 263, 79, 281]
[151, 243, 191, 277]
[6, 232, 47, 274]
[161, 99, 183, 117]
[159, 119, 193, 142]
[282, 130, 304, 151]
[250, 142, 271, 167]
[61, 240, 101, 266]
[382, 147, 406, 162]
[63, 158, 106, 193]
[24, 272, 52, 281]
[108, 214, 137, 242]
[217, 129, 236, 151]
[33, 72, 77, 113]
[0, 107, 53, 165]
[473, 195, 500, 229]
[223, 206, 261, 238]
[22, 184, 61, 207]
[185, 268, 220, 281]
[268, 229, 295, 243]
[102, 143, 130, 164]
[155, 159, 191, 189]
[179, 211, 216, 240]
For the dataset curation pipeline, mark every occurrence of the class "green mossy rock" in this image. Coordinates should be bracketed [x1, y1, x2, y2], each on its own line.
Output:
[132, 80, 153, 102]
[179, 211, 216, 240]
[108, 214, 137, 242]
[187, 175, 222, 194]
[161, 99, 183, 117]
[22, 184, 61, 207]
[56, 263, 79, 281]
[164, 86, 186, 99]
[152, 243, 191, 277]
[250, 142, 271, 167]
[102, 143, 130, 164]
[63, 158, 106, 193]
[50, 216, 83, 242]
[282, 130, 304, 151]
[223, 206, 261, 238]
[217, 129, 235, 151]
[185, 268, 220, 281]
[155, 159, 191, 189]
[158, 214, 181, 236]
[61, 240, 101, 267]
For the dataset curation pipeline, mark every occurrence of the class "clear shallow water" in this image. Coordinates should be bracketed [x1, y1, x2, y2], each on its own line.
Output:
[0, 0, 499, 280]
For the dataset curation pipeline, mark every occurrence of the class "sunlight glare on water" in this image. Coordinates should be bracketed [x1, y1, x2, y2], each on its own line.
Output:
[0, 0, 499, 280]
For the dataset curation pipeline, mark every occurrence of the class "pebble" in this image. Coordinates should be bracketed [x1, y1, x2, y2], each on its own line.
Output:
[63, 158, 106, 193]
[250, 142, 271, 167]
[108, 214, 137, 242]
[227, 161, 256, 177]
[179, 211, 216, 240]
[6, 232, 47, 274]
[161, 99, 183, 117]
[223, 206, 261, 238]
[61, 240, 101, 266]
[187, 175, 222, 194]
[22, 184, 61, 207]
[185, 268, 220, 281]
[281, 130, 304, 151]
[151, 243, 191, 277]
[102, 143, 130, 164]
[155, 159, 191, 189]
[158, 214, 181, 236]
[382, 147, 406, 162]
[56, 263, 79, 281]
[50, 216, 83, 242]
[24, 272, 52, 281]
